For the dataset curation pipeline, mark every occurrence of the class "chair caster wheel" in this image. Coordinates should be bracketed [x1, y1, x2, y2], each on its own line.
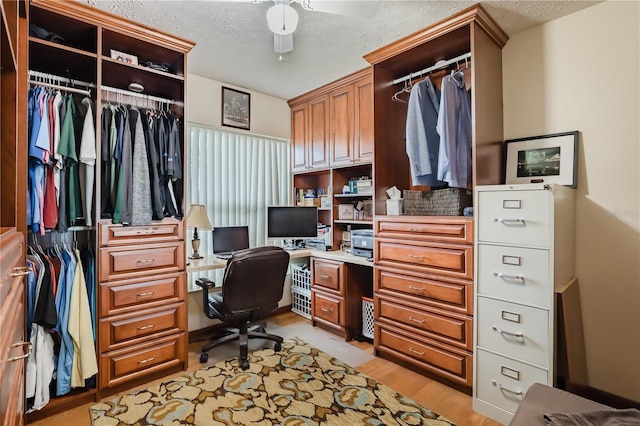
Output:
[240, 360, 249, 370]
[274, 342, 282, 352]
[200, 352, 209, 363]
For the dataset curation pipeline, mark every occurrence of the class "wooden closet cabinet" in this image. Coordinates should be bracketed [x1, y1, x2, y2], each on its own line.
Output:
[311, 258, 346, 336]
[290, 95, 330, 172]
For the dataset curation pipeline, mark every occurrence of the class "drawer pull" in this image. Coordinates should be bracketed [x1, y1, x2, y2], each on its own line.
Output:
[492, 325, 524, 339]
[10, 266, 32, 277]
[136, 291, 155, 298]
[136, 259, 156, 264]
[408, 316, 424, 324]
[319, 274, 330, 279]
[321, 307, 332, 313]
[492, 380, 523, 396]
[408, 228, 426, 232]
[409, 347, 424, 356]
[408, 254, 424, 260]
[7, 342, 32, 362]
[493, 218, 525, 225]
[136, 227, 160, 235]
[408, 285, 425, 293]
[138, 356, 156, 365]
[493, 272, 525, 282]
[137, 324, 156, 331]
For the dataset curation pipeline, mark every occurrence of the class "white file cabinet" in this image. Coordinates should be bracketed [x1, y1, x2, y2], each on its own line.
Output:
[473, 184, 575, 425]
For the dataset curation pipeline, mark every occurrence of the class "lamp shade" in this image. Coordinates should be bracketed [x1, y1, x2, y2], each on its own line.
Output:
[266, 3, 298, 36]
[186, 204, 212, 229]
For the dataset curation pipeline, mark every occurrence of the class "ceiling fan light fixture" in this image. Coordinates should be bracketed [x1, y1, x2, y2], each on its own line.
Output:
[266, 3, 298, 35]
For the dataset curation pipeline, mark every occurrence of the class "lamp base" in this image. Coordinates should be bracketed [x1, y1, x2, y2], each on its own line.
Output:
[190, 237, 202, 259]
[189, 253, 203, 259]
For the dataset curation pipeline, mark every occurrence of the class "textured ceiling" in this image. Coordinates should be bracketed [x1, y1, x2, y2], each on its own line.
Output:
[77, 1, 600, 100]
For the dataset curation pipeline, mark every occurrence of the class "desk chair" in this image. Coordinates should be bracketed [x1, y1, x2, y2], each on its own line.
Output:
[195, 246, 290, 369]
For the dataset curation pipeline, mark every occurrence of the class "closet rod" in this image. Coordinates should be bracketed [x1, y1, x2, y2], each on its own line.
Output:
[102, 85, 176, 106]
[28, 79, 91, 96]
[28, 70, 96, 89]
[392, 52, 471, 85]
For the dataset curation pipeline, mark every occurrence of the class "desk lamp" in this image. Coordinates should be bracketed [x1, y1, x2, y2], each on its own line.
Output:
[186, 204, 212, 259]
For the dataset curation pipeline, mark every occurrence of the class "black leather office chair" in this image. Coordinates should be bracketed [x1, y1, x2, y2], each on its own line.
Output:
[195, 246, 290, 369]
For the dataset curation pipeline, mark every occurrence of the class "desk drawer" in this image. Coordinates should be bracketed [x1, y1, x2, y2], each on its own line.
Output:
[99, 220, 183, 246]
[312, 259, 343, 293]
[374, 266, 472, 315]
[99, 333, 185, 389]
[377, 297, 472, 350]
[99, 273, 185, 317]
[99, 302, 186, 352]
[375, 239, 473, 280]
[99, 242, 185, 282]
[376, 324, 472, 387]
[375, 216, 473, 244]
[312, 290, 343, 325]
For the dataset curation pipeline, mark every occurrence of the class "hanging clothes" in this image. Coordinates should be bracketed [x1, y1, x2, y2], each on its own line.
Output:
[129, 107, 152, 226]
[78, 97, 97, 227]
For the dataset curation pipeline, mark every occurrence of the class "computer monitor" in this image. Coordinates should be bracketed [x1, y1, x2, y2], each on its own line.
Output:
[267, 206, 318, 243]
[212, 226, 250, 255]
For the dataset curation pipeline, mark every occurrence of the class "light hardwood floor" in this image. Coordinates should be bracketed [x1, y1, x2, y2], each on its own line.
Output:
[28, 311, 500, 426]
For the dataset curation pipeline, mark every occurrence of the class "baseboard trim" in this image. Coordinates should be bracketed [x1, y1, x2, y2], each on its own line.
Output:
[188, 305, 292, 343]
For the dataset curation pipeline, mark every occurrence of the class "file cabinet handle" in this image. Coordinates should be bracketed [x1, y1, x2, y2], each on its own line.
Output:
[492, 380, 523, 396]
[492, 325, 524, 339]
[409, 347, 424, 356]
[493, 218, 525, 225]
[493, 272, 525, 282]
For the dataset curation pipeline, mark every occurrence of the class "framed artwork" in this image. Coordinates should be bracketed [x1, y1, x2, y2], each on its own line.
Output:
[504, 131, 579, 188]
[221, 86, 250, 130]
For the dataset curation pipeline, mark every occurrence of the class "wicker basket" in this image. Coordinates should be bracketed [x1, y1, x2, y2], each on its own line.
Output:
[403, 188, 472, 216]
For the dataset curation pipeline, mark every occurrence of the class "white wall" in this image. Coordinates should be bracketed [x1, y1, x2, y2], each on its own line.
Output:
[186, 73, 290, 139]
[502, 0, 640, 401]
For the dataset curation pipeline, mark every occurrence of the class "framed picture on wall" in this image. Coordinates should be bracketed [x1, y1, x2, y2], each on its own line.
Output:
[504, 131, 579, 188]
[221, 86, 250, 130]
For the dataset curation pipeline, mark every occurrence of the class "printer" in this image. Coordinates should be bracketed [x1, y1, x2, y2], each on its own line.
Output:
[351, 229, 373, 258]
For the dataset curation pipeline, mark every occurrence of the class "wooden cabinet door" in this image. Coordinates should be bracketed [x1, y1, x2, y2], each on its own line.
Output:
[291, 103, 308, 172]
[308, 94, 330, 170]
[354, 75, 374, 164]
[330, 84, 354, 167]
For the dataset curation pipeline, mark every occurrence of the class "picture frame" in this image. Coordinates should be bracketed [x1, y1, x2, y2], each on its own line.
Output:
[504, 131, 579, 188]
[221, 86, 250, 130]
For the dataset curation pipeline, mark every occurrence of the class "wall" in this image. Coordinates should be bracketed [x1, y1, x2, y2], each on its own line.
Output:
[184, 73, 292, 332]
[186, 73, 290, 139]
[502, 0, 639, 401]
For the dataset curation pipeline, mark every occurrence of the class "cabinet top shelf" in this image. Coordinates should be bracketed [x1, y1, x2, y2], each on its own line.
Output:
[334, 193, 373, 198]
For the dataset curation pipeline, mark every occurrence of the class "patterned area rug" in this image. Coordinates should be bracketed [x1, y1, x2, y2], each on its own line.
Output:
[90, 338, 455, 425]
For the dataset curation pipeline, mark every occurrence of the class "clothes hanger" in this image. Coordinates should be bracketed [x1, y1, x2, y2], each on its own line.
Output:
[391, 76, 410, 103]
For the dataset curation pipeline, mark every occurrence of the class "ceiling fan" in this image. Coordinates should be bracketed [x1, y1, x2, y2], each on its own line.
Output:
[240, 0, 380, 56]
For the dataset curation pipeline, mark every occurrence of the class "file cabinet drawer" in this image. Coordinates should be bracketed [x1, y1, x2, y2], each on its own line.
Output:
[377, 297, 472, 350]
[476, 296, 550, 367]
[376, 239, 473, 280]
[375, 266, 473, 315]
[312, 291, 343, 325]
[312, 259, 343, 293]
[99, 303, 186, 352]
[477, 244, 550, 307]
[99, 242, 185, 281]
[375, 216, 473, 244]
[99, 219, 183, 246]
[99, 273, 185, 317]
[477, 190, 550, 247]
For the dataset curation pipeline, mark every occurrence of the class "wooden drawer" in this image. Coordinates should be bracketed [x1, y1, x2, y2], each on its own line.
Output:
[312, 290, 343, 325]
[476, 296, 550, 367]
[375, 239, 473, 280]
[312, 259, 343, 293]
[475, 348, 549, 417]
[99, 333, 186, 389]
[99, 219, 184, 246]
[99, 273, 185, 317]
[477, 189, 550, 247]
[477, 244, 550, 308]
[374, 266, 472, 315]
[99, 302, 186, 352]
[375, 216, 473, 244]
[99, 242, 185, 282]
[376, 324, 472, 387]
[376, 297, 472, 351]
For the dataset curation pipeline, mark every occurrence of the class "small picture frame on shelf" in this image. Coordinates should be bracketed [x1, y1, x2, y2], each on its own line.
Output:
[221, 86, 250, 130]
[504, 131, 579, 188]
[110, 49, 138, 65]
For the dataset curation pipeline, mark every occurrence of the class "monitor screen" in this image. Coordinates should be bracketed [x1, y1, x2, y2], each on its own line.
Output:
[267, 206, 318, 239]
[212, 226, 250, 254]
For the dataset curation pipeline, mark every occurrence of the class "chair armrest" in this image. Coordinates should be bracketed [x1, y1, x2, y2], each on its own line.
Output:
[196, 278, 217, 289]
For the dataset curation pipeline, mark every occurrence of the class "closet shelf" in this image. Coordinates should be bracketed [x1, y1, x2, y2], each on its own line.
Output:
[29, 36, 98, 58]
[101, 56, 185, 81]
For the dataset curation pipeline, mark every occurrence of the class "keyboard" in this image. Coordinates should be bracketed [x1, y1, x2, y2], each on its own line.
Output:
[215, 253, 232, 260]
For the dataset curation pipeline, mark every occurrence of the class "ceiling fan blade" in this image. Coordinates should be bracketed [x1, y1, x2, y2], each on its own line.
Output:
[302, 1, 380, 18]
[274, 33, 293, 53]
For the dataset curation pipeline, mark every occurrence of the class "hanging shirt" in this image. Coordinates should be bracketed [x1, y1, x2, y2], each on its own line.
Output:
[56, 247, 75, 396]
[437, 71, 472, 188]
[129, 108, 152, 225]
[79, 97, 97, 226]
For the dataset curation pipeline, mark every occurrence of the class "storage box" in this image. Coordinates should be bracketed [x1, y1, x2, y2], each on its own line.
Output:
[386, 199, 403, 215]
[338, 204, 354, 220]
[303, 197, 320, 207]
[403, 188, 472, 216]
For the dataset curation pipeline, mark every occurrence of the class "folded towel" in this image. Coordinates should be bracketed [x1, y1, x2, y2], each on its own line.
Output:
[544, 408, 640, 425]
